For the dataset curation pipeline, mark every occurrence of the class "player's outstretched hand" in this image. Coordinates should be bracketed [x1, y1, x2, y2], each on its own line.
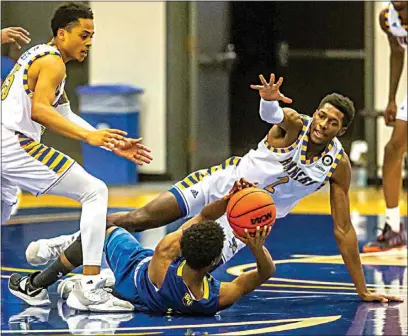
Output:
[223, 178, 258, 200]
[360, 291, 404, 303]
[234, 225, 271, 250]
[113, 137, 153, 165]
[250, 74, 292, 104]
[1, 27, 31, 49]
[85, 129, 127, 149]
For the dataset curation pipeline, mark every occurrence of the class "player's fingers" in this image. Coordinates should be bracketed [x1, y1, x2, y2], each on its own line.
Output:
[135, 153, 152, 164]
[275, 76, 284, 88]
[108, 129, 128, 136]
[250, 84, 263, 90]
[13, 27, 30, 38]
[107, 138, 120, 145]
[386, 295, 404, 302]
[138, 150, 153, 161]
[15, 32, 31, 44]
[107, 132, 125, 141]
[259, 74, 268, 86]
[104, 142, 115, 150]
[269, 73, 275, 85]
[280, 94, 293, 104]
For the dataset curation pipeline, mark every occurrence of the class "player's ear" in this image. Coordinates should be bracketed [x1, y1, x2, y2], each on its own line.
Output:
[57, 28, 66, 41]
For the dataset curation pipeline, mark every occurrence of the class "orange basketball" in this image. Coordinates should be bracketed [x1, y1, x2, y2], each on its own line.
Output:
[226, 187, 276, 237]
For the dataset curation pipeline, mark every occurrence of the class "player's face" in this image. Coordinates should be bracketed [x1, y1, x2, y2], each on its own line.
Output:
[62, 18, 94, 62]
[310, 103, 346, 145]
[391, 2, 407, 10]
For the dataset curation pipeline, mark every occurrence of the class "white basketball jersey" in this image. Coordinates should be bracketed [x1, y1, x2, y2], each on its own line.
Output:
[237, 115, 344, 218]
[1, 43, 66, 142]
[386, 3, 408, 48]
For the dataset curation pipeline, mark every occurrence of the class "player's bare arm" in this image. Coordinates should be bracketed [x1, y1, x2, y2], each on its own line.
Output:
[148, 178, 257, 288]
[218, 226, 275, 310]
[379, 8, 406, 125]
[329, 153, 403, 303]
[31, 56, 127, 149]
[250, 74, 303, 146]
[56, 91, 152, 165]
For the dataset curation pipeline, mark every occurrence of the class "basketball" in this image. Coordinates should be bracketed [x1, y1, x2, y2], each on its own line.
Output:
[226, 187, 276, 237]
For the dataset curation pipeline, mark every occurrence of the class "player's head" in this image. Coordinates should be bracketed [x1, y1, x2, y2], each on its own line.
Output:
[51, 2, 94, 62]
[310, 93, 355, 145]
[391, 1, 407, 11]
[180, 221, 225, 272]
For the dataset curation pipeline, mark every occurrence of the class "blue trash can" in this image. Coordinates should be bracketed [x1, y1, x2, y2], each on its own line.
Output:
[76, 84, 143, 185]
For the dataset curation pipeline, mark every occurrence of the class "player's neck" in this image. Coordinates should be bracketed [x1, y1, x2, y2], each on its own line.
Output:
[183, 264, 207, 290]
[306, 141, 327, 158]
[49, 39, 72, 63]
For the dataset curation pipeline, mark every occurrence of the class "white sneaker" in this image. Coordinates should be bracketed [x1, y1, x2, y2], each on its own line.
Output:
[57, 269, 115, 300]
[66, 275, 134, 312]
[26, 232, 80, 266]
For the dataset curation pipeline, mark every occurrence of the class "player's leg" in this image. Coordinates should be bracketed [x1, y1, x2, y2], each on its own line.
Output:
[110, 157, 242, 232]
[364, 102, 407, 252]
[9, 232, 134, 311]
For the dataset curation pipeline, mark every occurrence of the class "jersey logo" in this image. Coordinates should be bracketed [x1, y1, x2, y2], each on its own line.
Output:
[190, 189, 199, 199]
[183, 293, 193, 306]
[229, 237, 238, 254]
[322, 155, 333, 167]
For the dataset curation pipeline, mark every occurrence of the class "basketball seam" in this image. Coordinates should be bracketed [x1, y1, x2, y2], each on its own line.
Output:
[229, 203, 275, 218]
[229, 190, 270, 214]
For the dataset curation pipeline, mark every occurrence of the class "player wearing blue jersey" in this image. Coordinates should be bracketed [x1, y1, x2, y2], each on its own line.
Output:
[10, 180, 275, 315]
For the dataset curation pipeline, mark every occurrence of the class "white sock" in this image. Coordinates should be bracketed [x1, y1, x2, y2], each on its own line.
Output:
[385, 207, 400, 232]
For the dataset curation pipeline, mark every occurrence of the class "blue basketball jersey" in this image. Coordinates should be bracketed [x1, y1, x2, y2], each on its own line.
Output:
[135, 256, 221, 315]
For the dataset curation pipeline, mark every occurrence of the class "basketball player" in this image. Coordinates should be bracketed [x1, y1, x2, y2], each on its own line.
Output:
[9, 180, 277, 315]
[364, 1, 407, 252]
[28, 74, 403, 303]
[1, 26, 31, 48]
[1, 3, 152, 311]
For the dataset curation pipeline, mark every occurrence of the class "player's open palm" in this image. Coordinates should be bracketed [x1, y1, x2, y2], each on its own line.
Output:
[85, 129, 127, 149]
[250, 74, 292, 104]
[113, 137, 153, 165]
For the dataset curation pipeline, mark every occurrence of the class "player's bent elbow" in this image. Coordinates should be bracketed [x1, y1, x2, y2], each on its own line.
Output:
[284, 108, 303, 128]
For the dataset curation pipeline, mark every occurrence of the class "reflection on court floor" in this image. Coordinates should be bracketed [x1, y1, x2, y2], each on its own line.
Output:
[1, 196, 407, 335]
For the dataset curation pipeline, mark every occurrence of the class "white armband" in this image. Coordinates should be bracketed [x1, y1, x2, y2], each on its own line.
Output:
[259, 98, 284, 124]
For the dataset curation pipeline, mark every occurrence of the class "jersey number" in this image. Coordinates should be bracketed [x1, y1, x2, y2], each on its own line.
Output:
[265, 176, 289, 194]
[1, 64, 21, 100]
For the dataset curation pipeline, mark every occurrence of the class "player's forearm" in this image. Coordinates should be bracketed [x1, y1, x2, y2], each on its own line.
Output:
[388, 50, 405, 102]
[32, 103, 89, 141]
[251, 246, 275, 283]
[334, 224, 369, 296]
[200, 199, 229, 220]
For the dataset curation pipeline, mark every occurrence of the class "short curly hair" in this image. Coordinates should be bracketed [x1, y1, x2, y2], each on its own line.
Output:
[51, 2, 94, 37]
[318, 93, 355, 128]
[180, 221, 225, 270]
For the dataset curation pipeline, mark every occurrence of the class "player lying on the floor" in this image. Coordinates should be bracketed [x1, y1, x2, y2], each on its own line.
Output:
[9, 180, 275, 314]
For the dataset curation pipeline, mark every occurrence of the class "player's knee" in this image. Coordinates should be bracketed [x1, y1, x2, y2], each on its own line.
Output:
[80, 177, 108, 204]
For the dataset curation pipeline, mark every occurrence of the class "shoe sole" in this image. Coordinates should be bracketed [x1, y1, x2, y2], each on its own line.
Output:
[363, 244, 406, 253]
[9, 288, 51, 306]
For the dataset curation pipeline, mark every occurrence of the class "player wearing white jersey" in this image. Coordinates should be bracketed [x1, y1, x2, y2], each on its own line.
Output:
[1, 3, 152, 312]
[364, 1, 407, 252]
[29, 74, 403, 303]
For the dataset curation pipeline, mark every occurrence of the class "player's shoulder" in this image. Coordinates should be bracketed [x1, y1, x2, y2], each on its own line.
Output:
[330, 151, 351, 184]
[379, 7, 390, 33]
